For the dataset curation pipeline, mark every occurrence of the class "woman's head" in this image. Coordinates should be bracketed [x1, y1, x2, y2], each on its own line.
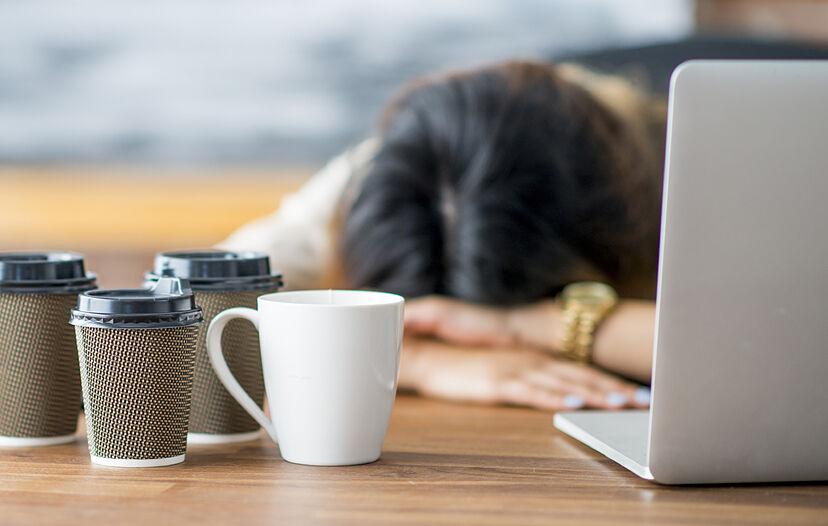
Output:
[341, 61, 663, 305]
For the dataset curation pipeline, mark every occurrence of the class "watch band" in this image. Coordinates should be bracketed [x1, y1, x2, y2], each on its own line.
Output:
[556, 282, 618, 364]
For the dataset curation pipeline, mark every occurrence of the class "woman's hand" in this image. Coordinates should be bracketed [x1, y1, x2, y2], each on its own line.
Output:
[404, 295, 559, 350]
[401, 337, 649, 411]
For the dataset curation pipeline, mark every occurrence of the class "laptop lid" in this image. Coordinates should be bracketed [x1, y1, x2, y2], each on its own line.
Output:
[649, 60, 828, 484]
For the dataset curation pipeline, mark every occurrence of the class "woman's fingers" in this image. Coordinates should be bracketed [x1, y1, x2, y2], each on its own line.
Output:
[522, 369, 608, 409]
[494, 379, 595, 411]
[545, 360, 648, 408]
[495, 376, 644, 411]
[524, 368, 637, 409]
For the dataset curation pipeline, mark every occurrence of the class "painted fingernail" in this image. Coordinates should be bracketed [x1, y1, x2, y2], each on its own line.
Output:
[605, 392, 628, 407]
[634, 386, 651, 406]
[563, 394, 585, 409]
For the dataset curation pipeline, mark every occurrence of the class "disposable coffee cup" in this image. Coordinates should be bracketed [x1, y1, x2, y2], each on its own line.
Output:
[144, 250, 282, 444]
[71, 277, 203, 467]
[0, 252, 97, 447]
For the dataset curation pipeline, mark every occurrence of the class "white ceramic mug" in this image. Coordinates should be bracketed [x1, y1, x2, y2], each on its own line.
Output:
[206, 289, 404, 466]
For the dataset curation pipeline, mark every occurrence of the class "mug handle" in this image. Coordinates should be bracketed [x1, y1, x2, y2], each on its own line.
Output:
[206, 307, 278, 443]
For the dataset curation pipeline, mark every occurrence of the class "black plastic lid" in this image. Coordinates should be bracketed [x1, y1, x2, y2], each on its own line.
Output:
[70, 277, 203, 329]
[0, 251, 97, 294]
[145, 250, 283, 291]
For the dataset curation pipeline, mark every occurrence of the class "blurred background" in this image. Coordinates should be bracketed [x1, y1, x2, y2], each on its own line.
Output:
[1, 0, 827, 286]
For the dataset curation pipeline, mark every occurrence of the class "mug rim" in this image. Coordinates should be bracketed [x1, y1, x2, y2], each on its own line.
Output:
[257, 289, 404, 308]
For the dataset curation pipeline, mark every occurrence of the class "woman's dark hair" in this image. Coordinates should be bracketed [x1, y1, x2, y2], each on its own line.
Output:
[341, 61, 663, 305]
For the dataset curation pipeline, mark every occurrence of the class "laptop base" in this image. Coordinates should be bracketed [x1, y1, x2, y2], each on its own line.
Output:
[554, 410, 653, 480]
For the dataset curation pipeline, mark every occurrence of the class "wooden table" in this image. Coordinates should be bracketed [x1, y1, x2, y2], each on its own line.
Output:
[2, 210, 827, 524]
[1, 395, 826, 525]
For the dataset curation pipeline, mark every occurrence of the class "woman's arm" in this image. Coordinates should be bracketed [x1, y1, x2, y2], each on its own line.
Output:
[588, 300, 655, 384]
[404, 296, 656, 384]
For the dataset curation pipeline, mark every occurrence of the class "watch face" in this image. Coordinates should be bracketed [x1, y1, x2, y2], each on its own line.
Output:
[563, 282, 618, 308]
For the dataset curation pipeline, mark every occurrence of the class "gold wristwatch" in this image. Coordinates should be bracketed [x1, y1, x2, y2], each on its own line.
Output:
[556, 282, 618, 363]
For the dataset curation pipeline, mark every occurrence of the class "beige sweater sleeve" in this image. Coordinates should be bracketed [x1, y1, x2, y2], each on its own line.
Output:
[216, 139, 378, 290]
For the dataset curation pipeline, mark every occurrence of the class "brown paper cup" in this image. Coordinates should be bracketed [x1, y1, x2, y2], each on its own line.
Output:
[187, 289, 272, 443]
[76, 325, 198, 467]
[0, 293, 83, 446]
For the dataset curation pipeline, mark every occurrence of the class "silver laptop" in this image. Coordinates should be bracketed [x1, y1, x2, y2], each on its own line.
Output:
[554, 60, 828, 485]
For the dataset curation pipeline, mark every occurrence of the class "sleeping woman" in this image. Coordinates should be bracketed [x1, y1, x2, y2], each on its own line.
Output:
[218, 60, 666, 411]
